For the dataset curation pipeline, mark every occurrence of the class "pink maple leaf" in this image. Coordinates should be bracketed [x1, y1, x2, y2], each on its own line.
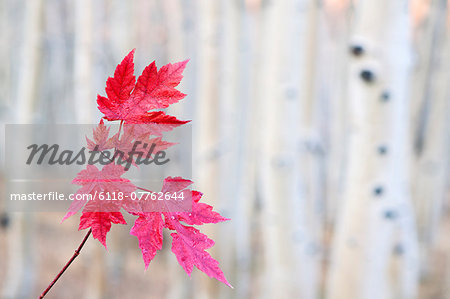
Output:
[171, 222, 232, 288]
[130, 177, 231, 287]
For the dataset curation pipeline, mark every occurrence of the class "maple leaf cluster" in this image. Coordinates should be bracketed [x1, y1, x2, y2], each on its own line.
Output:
[63, 49, 231, 287]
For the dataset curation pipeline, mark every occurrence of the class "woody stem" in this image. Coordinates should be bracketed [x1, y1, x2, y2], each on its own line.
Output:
[38, 229, 92, 299]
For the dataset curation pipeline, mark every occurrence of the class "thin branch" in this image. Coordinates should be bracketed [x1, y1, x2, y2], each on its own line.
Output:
[38, 229, 92, 299]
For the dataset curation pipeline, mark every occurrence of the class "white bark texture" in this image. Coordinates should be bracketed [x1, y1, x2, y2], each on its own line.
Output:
[410, 0, 449, 267]
[258, 0, 322, 298]
[3, 0, 43, 298]
[327, 1, 420, 299]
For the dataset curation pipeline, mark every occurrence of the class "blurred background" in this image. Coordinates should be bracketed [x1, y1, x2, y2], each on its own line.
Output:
[0, 0, 449, 298]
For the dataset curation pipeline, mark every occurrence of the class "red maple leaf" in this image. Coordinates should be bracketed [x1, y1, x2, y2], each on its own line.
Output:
[79, 207, 126, 249]
[121, 112, 189, 136]
[63, 163, 136, 247]
[130, 177, 231, 287]
[97, 49, 189, 133]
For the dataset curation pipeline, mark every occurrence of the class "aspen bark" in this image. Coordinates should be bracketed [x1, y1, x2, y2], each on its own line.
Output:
[216, 1, 260, 299]
[320, 1, 351, 226]
[73, 0, 94, 123]
[410, 0, 449, 278]
[0, 0, 11, 109]
[3, 0, 43, 298]
[327, 0, 419, 298]
[258, 0, 322, 298]
[194, 1, 221, 298]
[215, 1, 241, 298]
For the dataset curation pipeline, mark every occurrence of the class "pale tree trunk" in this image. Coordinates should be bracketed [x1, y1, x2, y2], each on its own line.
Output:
[216, 1, 260, 298]
[0, 0, 12, 222]
[258, 0, 322, 298]
[294, 0, 327, 298]
[320, 1, 351, 226]
[327, 0, 419, 298]
[0, 0, 11, 109]
[15, 0, 43, 122]
[132, 0, 155, 60]
[109, 0, 134, 56]
[193, 0, 221, 298]
[73, 0, 94, 123]
[435, 14, 450, 299]
[409, 0, 449, 278]
[316, 0, 353, 287]
[3, 0, 43, 298]
[215, 0, 241, 298]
